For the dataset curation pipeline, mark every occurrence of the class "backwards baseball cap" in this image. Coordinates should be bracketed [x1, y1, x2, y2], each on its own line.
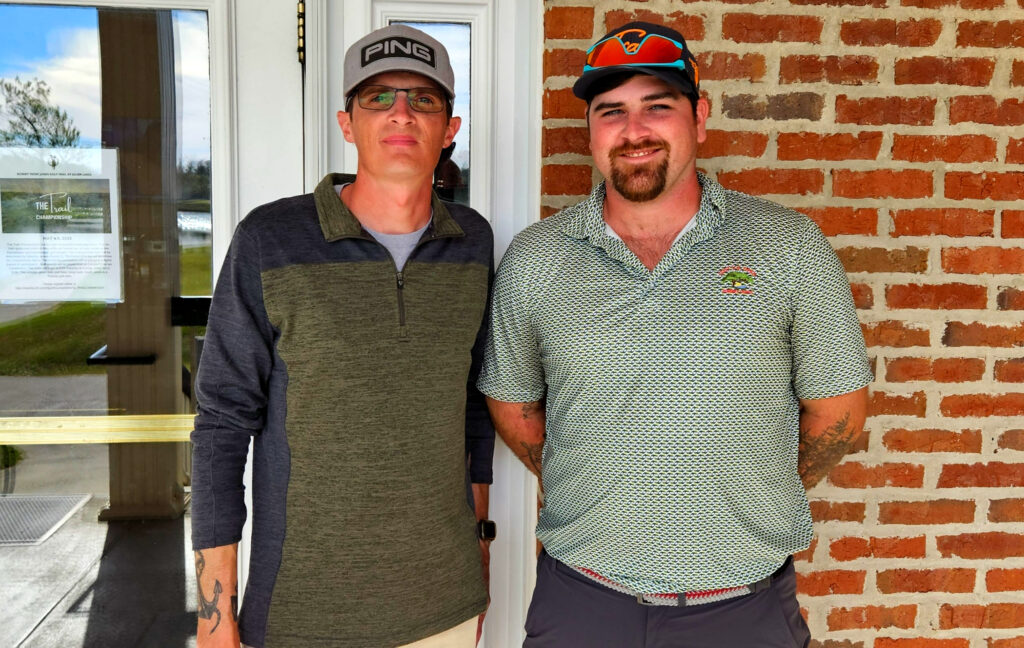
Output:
[344, 24, 455, 99]
[573, 21, 700, 103]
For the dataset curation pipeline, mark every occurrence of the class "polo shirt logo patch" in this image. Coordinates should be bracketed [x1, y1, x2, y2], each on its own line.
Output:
[719, 265, 756, 295]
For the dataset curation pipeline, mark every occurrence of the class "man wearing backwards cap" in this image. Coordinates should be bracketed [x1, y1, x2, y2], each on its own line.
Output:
[478, 20, 871, 647]
[191, 24, 494, 648]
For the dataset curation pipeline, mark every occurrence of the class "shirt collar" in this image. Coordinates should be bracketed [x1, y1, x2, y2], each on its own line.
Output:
[314, 172, 464, 243]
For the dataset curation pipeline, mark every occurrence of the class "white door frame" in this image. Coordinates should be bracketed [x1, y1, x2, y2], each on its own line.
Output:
[303, 1, 542, 645]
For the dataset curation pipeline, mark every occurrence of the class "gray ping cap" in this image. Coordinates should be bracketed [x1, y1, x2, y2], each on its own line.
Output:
[343, 24, 455, 99]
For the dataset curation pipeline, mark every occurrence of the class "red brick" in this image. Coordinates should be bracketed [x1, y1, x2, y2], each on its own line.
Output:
[960, 0, 1006, 8]
[942, 394, 1024, 417]
[543, 48, 586, 79]
[988, 639, 1024, 648]
[799, 207, 877, 236]
[834, 170, 932, 199]
[943, 322, 1024, 347]
[1007, 139, 1024, 164]
[957, 21, 1024, 47]
[542, 127, 589, 157]
[829, 462, 925, 488]
[1006, 211, 1024, 238]
[896, 57, 995, 86]
[943, 247, 1024, 274]
[723, 14, 823, 43]
[886, 283, 987, 310]
[946, 172, 1024, 201]
[699, 130, 768, 158]
[778, 132, 882, 161]
[875, 639, 968, 648]
[838, 246, 929, 273]
[793, 0, 885, 5]
[877, 569, 975, 593]
[828, 605, 917, 631]
[543, 88, 586, 119]
[830, 536, 927, 561]
[604, 10, 705, 41]
[851, 283, 874, 309]
[697, 52, 766, 82]
[545, 6, 594, 40]
[893, 134, 996, 163]
[991, 499, 1024, 522]
[810, 500, 866, 522]
[987, 568, 1024, 591]
[797, 570, 866, 596]
[901, 0, 957, 6]
[937, 532, 1024, 556]
[1000, 430, 1024, 450]
[879, 499, 975, 524]
[891, 208, 993, 237]
[836, 96, 935, 126]
[780, 56, 878, 84]
[996, 359, 1024, 383]
[717, 168, 823, 196]
[840, 18, 942, 46]
[862, 321, 930, 347]
[885, 357, 986, 382]
[999, 288, 1024, 310]
[868, 391, 927, 417]
[942, 603, 1024, 629]
[883, 428, 983, 452]
[939, 463, 1024, 487]
[539, 205, 558, 220]
[950, 96, 1024, 126]
[542, 164, 591, 196]
[1014, 60, 1024, 87]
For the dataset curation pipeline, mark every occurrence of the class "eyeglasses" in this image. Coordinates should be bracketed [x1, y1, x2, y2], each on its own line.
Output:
[584, 31, 697, 83]
[352, 85, 447, 113]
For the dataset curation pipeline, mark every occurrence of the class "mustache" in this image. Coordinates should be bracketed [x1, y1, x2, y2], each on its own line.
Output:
[609, 139, 671, 158]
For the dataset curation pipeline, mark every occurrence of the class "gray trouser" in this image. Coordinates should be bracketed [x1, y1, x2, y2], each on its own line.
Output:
[524, 551, 811, 648]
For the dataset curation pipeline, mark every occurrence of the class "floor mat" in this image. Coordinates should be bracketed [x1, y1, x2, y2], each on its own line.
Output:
[0, 494, 90, 546]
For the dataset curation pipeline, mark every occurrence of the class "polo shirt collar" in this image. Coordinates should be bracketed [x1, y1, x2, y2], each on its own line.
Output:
[314, 172, 464, 243]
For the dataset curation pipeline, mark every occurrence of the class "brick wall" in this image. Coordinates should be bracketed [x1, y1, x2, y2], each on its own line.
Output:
[542, 0, 1024, 645]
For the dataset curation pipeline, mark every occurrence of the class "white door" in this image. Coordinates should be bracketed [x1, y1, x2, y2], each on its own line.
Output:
[303, 1, 542, 645]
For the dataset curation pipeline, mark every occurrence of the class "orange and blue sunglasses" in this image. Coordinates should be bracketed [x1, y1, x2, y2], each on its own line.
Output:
[584, 30, 698, 84]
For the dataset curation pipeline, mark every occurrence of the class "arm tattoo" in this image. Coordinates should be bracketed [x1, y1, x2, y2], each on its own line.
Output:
[521, 401, 543, 419]
[799, 411, 854, 489]
[521, 441, 543, 476]
[195, 550, 223, 634]
[231, 594, 238, 622]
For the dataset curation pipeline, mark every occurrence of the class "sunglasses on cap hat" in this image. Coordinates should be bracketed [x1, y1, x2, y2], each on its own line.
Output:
[584, 29, 699, 85]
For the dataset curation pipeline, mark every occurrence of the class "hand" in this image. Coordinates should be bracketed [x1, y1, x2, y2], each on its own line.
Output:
[476, 538, 491, 645]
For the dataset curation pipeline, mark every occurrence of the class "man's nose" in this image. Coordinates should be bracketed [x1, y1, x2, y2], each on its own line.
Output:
[388, 91, 415, 123]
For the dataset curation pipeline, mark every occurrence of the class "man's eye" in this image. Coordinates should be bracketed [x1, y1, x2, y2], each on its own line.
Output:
[412, 93, 440, 107]
[368, 92, 394, 104]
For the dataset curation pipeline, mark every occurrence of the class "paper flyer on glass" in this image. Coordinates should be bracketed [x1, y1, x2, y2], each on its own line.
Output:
[0, 147, 122, 303]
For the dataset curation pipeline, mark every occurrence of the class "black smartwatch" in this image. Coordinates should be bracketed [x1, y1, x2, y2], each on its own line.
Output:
[477, 519, 497, 542]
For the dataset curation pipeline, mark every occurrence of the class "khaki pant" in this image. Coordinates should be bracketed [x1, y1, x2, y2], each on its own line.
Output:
[243, 616, 476, 648]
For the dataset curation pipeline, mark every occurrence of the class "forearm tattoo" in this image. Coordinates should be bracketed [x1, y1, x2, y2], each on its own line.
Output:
[195, 550, 223, 633]
[521, 401, 543, 419]
[521, 440, 544, 476]
[799, 411, 854, 489]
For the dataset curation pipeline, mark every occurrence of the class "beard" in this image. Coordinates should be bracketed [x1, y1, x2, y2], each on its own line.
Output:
[608, 139, 671, 203]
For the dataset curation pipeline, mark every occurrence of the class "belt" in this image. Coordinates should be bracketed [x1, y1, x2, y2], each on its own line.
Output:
[569, 561, 782, 607]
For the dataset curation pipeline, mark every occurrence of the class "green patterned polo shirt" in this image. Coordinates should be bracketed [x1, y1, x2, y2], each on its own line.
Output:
[478, 173, 873, 593]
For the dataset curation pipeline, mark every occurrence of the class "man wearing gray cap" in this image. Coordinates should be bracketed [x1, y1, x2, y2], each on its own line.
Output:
[191, 24, 494, 648]
[479, 20, 871, 647]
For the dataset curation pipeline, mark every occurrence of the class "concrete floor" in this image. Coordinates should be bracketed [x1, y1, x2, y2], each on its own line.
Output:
[1, 374, 198, 647]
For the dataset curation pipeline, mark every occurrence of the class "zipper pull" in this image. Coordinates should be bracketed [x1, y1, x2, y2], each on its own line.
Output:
[396, 271, 404, 289]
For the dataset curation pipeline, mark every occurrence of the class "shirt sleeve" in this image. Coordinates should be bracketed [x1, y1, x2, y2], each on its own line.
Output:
[790, 220, 875, 400]
[190, 222, 274, 550]
[476, 239, 547, 403]
[465, 245, 495, 484]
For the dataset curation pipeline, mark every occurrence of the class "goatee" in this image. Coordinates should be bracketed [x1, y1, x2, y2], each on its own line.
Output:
[609, 140, 670, 203]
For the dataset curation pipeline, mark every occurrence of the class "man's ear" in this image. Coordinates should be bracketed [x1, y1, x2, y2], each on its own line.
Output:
[338, 110, 355, 143]
[443, 115, 462, 147]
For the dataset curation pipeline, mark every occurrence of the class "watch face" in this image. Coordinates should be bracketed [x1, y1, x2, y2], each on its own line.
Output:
[478, 520, 497, 541]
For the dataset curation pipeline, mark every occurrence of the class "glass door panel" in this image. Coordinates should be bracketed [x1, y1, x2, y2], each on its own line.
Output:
[0, 4, 212, 646]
